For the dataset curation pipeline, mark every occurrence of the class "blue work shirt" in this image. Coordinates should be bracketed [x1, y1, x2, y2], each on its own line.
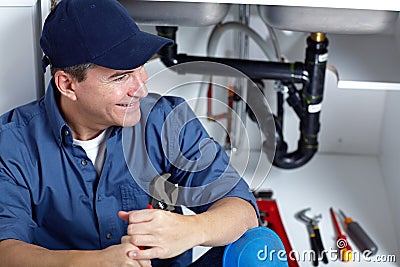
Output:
[0, 81, 258, 266]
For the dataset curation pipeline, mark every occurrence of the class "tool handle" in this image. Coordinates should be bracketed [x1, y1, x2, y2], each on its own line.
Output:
[313, 227, 328, 264]
[256, 199, 299, 267]
[336, 233, 352, 262]
[339, 247, 353, 262]
[310, 234, 319, 267]
[346, 221, 378, 255]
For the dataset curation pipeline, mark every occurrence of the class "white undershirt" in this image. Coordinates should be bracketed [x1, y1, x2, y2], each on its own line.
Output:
[73, 129, 109, 176]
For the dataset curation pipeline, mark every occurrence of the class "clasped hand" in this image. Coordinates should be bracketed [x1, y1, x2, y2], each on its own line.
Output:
[118, 209, 202, 261]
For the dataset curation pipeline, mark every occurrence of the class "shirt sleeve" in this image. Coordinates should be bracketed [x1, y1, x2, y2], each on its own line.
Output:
[161, 98, 259, 216]
[0, 161, 37, 243]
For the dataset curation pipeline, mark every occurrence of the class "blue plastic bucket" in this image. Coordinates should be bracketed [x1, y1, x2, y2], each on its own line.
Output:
[223, 227, 289, 267]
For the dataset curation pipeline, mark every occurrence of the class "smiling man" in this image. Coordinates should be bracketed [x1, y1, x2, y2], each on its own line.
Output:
[0, 0, 258, 266]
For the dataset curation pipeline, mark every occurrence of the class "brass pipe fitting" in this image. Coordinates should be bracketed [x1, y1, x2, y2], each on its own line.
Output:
[310, 32, 326, 43]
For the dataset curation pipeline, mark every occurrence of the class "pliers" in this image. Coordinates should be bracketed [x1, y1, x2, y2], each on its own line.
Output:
[296, 208, 328, 266]
[149, 173, 177, 211]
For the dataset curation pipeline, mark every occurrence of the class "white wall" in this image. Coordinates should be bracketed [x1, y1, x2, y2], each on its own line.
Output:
[0, 1, 43, 115]
[380, 90, 400, 251]
[378, 12, 400, 255]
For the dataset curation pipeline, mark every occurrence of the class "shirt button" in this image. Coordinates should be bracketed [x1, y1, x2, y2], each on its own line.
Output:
[106, 233, 112, 239]
[64, 130, 70, 136]
[97, 195, 102, 202]
[81, 159, 87, 166]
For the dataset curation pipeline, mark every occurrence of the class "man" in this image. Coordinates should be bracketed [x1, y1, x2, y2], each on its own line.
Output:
[0, 0, 258, 266]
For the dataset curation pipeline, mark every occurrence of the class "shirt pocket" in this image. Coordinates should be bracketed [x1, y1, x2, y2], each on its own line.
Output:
[120, 184, 150, 212]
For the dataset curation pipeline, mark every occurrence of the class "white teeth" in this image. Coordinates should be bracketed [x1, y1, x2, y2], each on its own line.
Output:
[118, 98, 139, 107]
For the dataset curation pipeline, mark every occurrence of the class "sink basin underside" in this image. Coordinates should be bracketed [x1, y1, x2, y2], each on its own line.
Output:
[119, 1, 398, 34]
[259, 5, 399, 34]
[119, 0, 230, 26]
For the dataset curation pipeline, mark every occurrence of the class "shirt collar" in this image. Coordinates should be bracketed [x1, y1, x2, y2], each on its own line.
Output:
[44, 80, 72, 146]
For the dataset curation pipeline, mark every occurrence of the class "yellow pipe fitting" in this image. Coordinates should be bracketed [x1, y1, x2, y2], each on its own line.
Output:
[310, 32, 326, 43]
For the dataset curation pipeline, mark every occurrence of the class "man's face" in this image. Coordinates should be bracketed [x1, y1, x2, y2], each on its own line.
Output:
[72, 65, 149, 129]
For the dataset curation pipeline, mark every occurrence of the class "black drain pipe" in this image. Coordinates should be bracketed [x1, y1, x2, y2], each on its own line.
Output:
[156, 26, 307, 83]
[156, 26, 328, 169]
[274, 33, 328, 169]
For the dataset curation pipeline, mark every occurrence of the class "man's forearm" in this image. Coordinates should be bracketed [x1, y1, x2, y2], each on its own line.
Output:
[0, 239, 99, 267]
[0, 239, 77, 267]
[195, 197, 258, 247]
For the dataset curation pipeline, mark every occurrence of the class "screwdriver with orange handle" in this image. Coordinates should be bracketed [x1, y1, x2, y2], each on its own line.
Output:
[330, 208, 353, 262]
[339, 209, 378, 256]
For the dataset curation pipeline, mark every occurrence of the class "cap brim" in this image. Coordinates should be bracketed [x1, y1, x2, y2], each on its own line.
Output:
[92, 31, 173, 70]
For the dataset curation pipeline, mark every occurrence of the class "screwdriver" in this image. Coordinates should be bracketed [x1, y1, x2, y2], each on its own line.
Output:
[330, 208, 353, 262]
[339, 210, 378, 256]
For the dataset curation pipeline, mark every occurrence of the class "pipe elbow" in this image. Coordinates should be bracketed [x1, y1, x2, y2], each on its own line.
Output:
[273, 148, 317, 169]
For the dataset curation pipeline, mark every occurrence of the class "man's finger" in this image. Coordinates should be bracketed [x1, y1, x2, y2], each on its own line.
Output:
[122, 234, 156, 247]
[127, 221, 154, 236]
[118, 209, 155, 224]
[128, 209, 157, 224]
[118, 210, 130, 222]
[129, 246, 165, 260]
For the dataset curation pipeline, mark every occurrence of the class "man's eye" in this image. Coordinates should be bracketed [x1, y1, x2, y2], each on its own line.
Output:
[114, 74, 128, 82]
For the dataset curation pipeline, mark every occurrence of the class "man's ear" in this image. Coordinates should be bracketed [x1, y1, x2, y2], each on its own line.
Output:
[54, 70, 77, 101]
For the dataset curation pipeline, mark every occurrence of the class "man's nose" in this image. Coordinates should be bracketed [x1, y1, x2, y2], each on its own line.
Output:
[127, 72, 148, 98]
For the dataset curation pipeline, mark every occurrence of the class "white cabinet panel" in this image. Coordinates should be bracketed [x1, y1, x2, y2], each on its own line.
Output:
[0, 1, 43, 115]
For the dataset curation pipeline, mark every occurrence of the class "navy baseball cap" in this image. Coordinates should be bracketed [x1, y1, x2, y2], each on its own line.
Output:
[40, 0, 173, 71]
